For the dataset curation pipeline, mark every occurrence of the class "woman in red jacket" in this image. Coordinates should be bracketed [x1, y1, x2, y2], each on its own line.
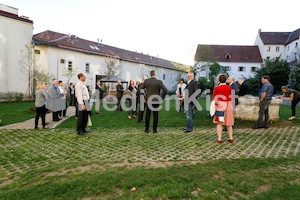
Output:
[212, 74, 234, 144]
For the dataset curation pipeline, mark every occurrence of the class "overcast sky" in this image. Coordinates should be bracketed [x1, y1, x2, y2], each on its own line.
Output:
[2, 0, 299, 65]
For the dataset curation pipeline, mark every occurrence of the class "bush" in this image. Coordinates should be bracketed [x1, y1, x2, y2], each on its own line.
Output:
[5, 91, 24, 102]
[6, 91, 15, 102]
[15, 92, 24, 102]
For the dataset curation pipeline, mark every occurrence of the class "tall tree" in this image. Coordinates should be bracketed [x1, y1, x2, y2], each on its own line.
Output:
[18, 44, 35, 100]
[100, 58, 122, 80]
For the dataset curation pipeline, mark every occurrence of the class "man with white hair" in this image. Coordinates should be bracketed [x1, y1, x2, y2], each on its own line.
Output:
[47, 79, 62, 121]
[182, 72, 198, 133]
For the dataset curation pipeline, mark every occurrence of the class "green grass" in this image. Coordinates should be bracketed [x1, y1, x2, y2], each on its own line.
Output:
[0, 101, 35, 126]
[0, 126, 300, 199]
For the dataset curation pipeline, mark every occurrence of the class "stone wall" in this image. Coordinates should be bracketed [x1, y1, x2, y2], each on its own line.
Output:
[235, 97, 282, 121]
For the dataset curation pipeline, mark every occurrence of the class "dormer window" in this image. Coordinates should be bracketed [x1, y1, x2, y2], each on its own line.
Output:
[224, 53, 231, 59]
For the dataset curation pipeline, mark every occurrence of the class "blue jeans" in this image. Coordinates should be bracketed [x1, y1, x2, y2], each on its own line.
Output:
[186, 104, 194, 131]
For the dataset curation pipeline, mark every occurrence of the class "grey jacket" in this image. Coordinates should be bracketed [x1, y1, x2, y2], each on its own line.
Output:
[35, 89, 47, 107]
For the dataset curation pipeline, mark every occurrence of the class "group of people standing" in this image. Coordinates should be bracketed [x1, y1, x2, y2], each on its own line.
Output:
[36, 70, 300, 144]
[34, 79, 68, 129]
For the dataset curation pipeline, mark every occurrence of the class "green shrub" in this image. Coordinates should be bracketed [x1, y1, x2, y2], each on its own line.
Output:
[15, 92, 24, 102]
[6, 91, 15, 102]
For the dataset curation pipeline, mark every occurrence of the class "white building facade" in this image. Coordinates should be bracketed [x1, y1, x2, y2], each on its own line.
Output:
[0, 4, 33, 97]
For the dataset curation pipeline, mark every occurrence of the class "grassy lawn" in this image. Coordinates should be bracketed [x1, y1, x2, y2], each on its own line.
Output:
[0, 101, 35, 126]
[1, 100, 300, 199]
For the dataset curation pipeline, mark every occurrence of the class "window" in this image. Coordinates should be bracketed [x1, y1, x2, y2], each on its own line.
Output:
[238, 66, 245, 72]
[85, 63, 90, 73]
[287, 46, 290, 51]
[224, 53, 231, 59]
[276, 47, 280, 52]
[68, 61, 73, 71]
[251, 67, 258, 72]
[224, 66, 231, 71]
[34, 49, 40, 54]
[267, 47, 271, 52]
[60, 59, 65, 64]
[163, 74, 166, 80]
[296, 42, 298, 48]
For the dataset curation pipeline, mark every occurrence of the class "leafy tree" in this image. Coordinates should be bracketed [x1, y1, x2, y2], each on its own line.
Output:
[288, 63, 300, 90]
[62, 66, 78, 87]
[207, 62, 228, 89]
[253, 57, 290, 92]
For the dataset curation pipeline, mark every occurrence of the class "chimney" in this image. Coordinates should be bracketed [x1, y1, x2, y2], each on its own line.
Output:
[258, 29, 261, 34]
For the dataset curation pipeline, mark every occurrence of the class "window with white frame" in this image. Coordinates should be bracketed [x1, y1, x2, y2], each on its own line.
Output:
[296, 42, 298, 48]
[238, 66, 245, 72]
[60, 59, 65, 64]
[224, 66, 231, 71]
[267, 47, 271, 52]
[276, 47, 280, 52]
[85, 63, 90, 73]
[68, 61, 73, 71]
[163, 74, 166, 80]
[251, 66, 258, 72]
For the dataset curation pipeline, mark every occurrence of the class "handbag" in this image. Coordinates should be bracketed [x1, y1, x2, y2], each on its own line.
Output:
[209, 100, 215, 116]
[87, 115, 92, 126]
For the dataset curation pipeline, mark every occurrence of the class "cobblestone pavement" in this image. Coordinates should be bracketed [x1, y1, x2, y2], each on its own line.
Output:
[0, 125, 299, 181]
[0, 106, 76, 130]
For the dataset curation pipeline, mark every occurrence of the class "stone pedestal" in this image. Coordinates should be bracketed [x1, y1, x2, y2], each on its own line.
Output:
[235, 97, 282, 121]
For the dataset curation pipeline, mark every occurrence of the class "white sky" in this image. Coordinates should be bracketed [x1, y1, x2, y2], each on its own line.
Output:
[2, 0, 300, 65]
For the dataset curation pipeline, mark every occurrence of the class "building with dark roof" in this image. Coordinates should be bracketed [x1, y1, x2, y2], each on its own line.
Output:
[255, 28, 300, 64]
[33, 30, 187, 92]
[194, 44, 263, 79]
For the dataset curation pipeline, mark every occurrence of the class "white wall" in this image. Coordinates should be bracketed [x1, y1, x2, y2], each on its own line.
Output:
[285, 39, 300, 62]
[0, 15, 33, 95]
[254, 33, 286, 60]
[196, 61, 261, 79]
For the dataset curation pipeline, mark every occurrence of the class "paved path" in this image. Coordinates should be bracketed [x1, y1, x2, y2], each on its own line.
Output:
[0, 106, 76, 129]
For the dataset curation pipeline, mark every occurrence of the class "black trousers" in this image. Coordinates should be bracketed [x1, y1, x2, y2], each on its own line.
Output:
[52, 111, 60, 120]
[117, 97, 123, 111]
[138, 101, 146, 122]
[35, 105, 47, 128]
[291, 97, 300, 116]
[77, 110, 88, 132]
[145, 104, 159, 131]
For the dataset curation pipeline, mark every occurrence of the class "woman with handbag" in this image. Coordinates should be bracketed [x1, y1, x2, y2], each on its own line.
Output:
[212, 74, 234, 144]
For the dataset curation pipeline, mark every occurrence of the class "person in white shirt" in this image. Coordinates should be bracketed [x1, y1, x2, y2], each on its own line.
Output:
[58, 80, 67, 118]
[176, 78, 187, 112]
[75, 73, 90, 135]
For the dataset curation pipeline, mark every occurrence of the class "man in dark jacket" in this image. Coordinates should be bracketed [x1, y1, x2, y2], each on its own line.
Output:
[237, 78, 250, 96]
[140, 70, 167, 133]
[183, 72, 198, 132]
